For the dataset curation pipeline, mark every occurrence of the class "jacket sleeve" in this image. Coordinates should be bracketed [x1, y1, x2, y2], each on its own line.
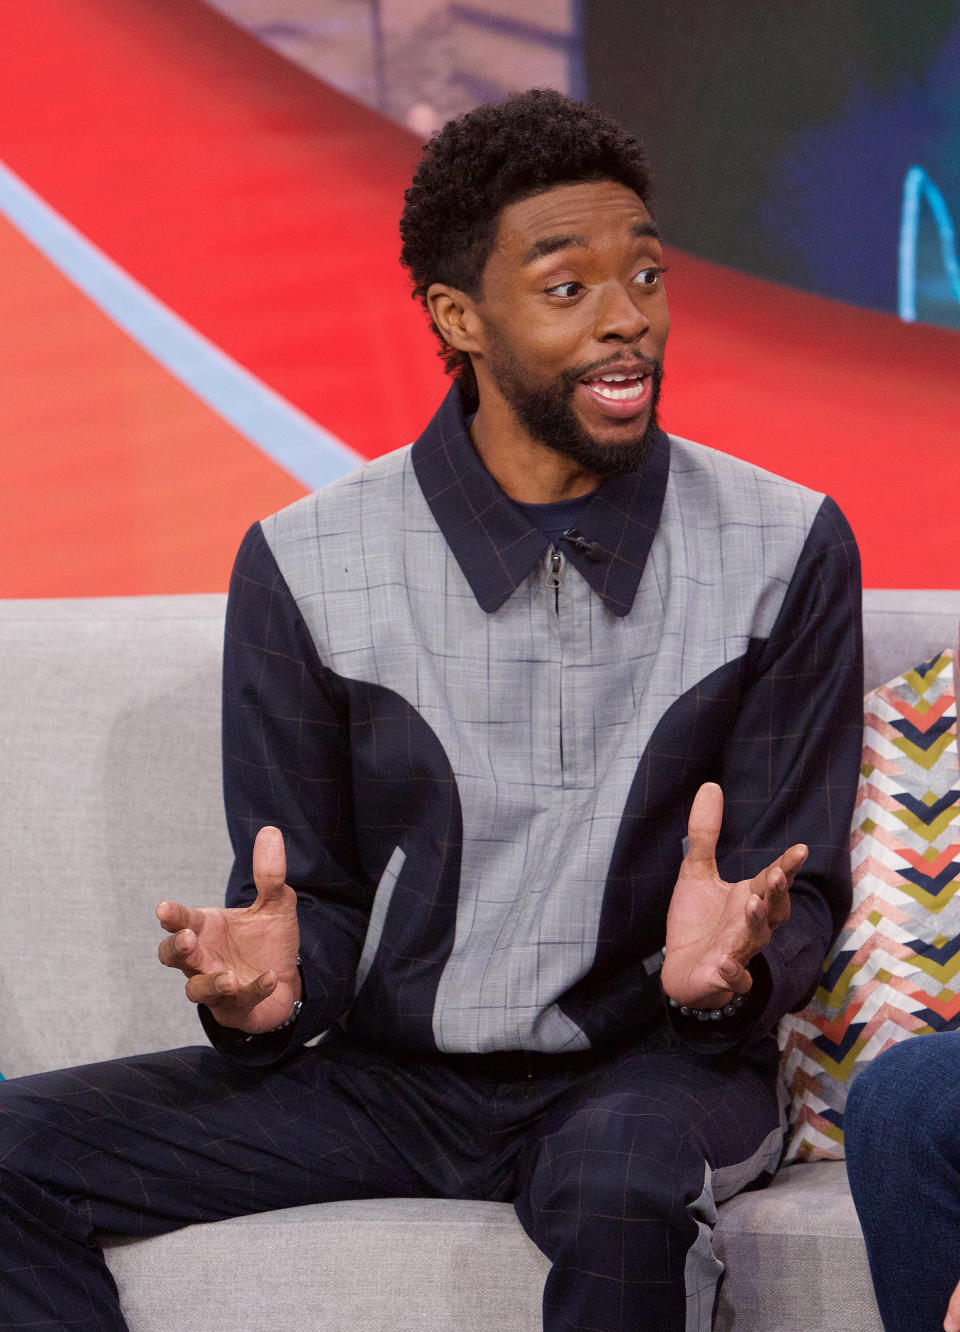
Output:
[666, 494, 862, 1052]
[718, 494, 863, 1040]
[201, 521, 372, 1063]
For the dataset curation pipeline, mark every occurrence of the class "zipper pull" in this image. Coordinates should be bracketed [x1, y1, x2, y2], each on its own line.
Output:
[544, 549, 564, 590]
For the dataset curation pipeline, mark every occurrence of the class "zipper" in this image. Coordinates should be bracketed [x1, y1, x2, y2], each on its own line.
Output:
[544, 548, 564, 613]
[544, 548, 564, 772]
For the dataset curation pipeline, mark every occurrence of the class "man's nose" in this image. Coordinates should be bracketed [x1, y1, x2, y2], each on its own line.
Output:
[595, 281, 648, 341]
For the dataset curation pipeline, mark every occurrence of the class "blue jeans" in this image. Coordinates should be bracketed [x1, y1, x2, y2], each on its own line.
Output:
[846, 1032, 960, 1331]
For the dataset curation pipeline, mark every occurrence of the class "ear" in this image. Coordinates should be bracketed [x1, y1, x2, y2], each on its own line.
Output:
[427, 283, 484, 357]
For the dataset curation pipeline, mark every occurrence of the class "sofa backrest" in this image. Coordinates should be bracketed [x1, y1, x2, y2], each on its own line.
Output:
[0, 595, 229, 1078]
[862, 589, 959, 693]
[1, 589, 957, 1080]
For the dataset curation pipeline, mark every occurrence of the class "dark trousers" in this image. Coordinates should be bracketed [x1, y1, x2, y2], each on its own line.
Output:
[0, 1028, 782, 1331]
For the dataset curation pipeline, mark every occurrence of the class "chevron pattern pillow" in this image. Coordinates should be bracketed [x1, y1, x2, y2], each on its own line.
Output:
[778, 647, 959, 1163]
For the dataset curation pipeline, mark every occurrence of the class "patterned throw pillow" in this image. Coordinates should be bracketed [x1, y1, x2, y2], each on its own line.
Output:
[779, 648, 959, 1163]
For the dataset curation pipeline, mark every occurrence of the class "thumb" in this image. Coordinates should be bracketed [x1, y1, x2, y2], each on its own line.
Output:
[684, 782, 723, 874]
[252, 825, 288, 906]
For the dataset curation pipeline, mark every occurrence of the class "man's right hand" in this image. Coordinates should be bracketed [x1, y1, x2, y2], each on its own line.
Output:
[156, 825, 301, 1034]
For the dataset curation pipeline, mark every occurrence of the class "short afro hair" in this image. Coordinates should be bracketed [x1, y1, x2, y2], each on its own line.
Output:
[399, 88, 654, 402]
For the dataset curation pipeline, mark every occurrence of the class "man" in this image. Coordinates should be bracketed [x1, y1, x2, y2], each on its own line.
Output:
[0, 89, 863, 1330]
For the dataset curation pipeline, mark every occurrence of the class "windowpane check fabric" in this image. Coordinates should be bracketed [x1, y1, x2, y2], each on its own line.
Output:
[218, 385, 863, 1062]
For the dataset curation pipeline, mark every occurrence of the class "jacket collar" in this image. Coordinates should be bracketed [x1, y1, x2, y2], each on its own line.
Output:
[411, 384, 671, 618]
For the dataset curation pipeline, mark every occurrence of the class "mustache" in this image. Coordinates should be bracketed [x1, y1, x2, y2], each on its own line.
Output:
[559, 354, 664, 393]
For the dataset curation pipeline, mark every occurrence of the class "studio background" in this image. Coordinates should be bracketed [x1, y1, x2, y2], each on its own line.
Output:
[3, 0, 958, 596]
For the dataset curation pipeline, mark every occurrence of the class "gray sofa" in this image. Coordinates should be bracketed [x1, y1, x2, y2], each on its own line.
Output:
[2, 588, 958, 1331]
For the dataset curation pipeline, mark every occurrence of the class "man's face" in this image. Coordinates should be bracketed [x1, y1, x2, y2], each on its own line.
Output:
[471, 180, 670, 478]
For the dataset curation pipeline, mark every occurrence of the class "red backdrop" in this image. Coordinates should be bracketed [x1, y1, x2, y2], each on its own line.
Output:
[2, 0, 958, 594]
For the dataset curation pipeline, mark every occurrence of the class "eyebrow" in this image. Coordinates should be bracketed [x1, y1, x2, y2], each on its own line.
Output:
[521, 221, 661, 266]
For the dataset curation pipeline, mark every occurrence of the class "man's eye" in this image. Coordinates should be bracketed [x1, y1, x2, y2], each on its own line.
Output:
[634, 266, 668, 288]
[546, 281, 583, 299]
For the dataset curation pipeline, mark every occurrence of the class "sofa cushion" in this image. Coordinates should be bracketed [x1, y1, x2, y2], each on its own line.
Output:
[779, 647, 960, 1161]
[101, 1165, 881, 1332]
[713, 1161, 882, 1331]
[104, 1198, 550, 1332]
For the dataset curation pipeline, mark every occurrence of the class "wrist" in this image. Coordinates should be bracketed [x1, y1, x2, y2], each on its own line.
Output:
[658, 947, 751, 1021]
[264, 953, 304, 1033]
[265, 997, 303, 1032]
[667, 991, 746, 1022]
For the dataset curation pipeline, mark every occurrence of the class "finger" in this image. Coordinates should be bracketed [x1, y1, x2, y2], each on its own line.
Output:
[754, 844, 806, 900]
[157, 929, 199, 970]
[184, 970, 237, 1006]
[779, 843, 808, 890]
[755, 863, 786, 910]
[746, 892, 769, 929]
[156, 899, 206, 935]
[715, 956, 752, 996]
[763, 866, 792, 930]
[252, 826, 288, 907]
[769, 844, 807, 889]
[684, 783, 723, 873]
[184, 969, 278, 1009]
[756, 851, 803, 932]
[721, 956, 752, 992]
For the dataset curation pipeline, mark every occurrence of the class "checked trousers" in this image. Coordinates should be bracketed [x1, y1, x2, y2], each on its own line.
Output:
[0, 1026, 783, 1332]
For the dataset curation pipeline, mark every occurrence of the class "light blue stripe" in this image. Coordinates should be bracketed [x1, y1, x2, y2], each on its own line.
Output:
[898, 165, 960, 324]
[449, 4, 580, 52]
[0, 159, 361, 490]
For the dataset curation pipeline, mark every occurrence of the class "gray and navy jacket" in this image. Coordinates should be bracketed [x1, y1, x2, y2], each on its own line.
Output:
[212, 385, 862, 1063]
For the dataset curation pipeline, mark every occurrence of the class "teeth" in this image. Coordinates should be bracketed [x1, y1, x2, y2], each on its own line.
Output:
[590, 379, 644, 401]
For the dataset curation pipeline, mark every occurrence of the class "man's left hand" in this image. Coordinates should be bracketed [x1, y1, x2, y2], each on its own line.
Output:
[661, 782, 806, 1011]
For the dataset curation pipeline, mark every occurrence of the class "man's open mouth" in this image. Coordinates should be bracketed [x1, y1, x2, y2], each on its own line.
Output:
[580, 372, 646, 402]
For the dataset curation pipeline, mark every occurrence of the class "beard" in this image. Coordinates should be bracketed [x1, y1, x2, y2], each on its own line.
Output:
[484, 332, 664, 479]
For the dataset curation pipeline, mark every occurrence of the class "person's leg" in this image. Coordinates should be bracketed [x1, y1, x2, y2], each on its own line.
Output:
[511, 1035, 783, 1332]
[846, 1033, 960, 1332]
[0, 1036, 499, 1329]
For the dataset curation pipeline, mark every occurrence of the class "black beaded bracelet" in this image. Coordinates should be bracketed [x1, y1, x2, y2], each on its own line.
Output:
[668, 992, 746, 1022]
